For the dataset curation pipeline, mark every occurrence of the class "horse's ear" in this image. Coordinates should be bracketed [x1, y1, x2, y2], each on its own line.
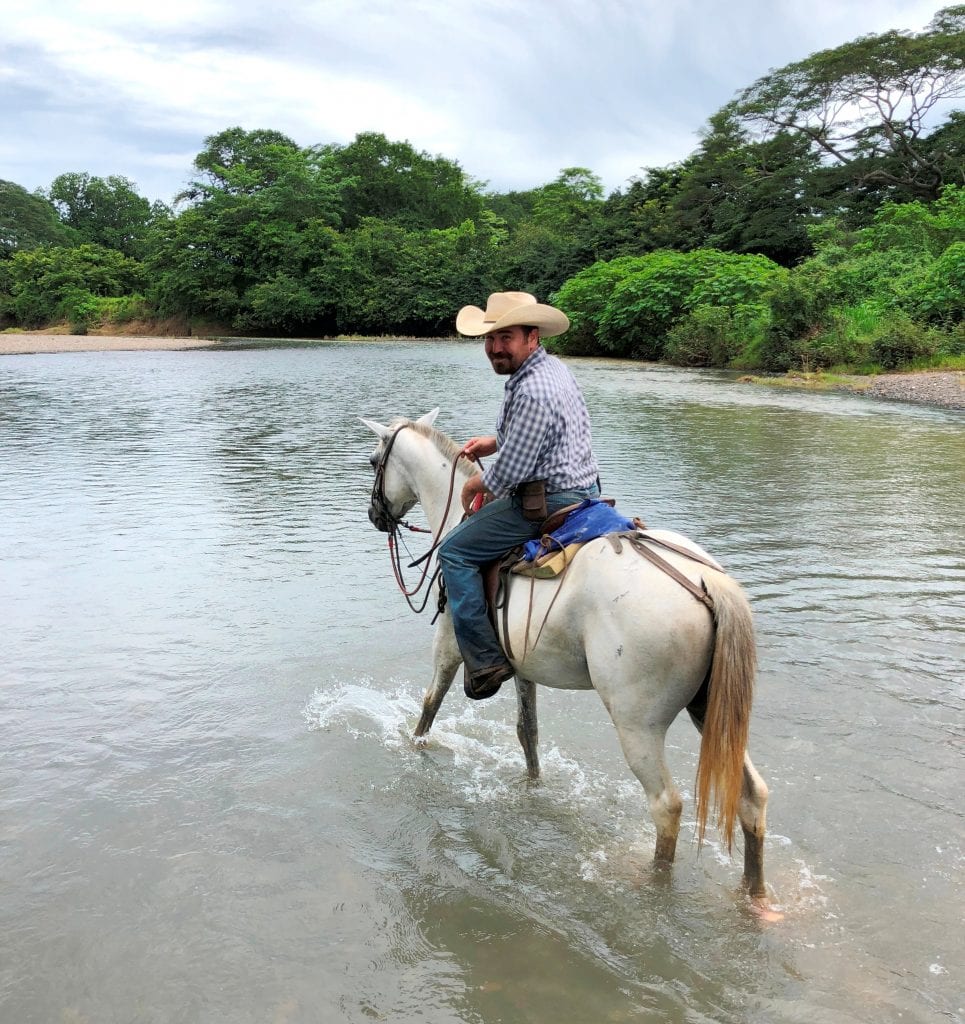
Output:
[359, 416, 390, 440]
[416, 408, 440, 428]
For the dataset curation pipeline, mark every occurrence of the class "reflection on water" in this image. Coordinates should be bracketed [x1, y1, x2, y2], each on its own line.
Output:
[0, 342, 962, 1023]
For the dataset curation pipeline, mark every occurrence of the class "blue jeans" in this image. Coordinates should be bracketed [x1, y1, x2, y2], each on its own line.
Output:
[438, 484, 600, 674]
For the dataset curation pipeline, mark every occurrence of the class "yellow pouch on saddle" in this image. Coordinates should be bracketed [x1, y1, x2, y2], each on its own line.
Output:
[511, 542, 585, 578]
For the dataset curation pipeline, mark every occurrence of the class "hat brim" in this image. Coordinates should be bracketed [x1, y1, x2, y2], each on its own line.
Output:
[456, 302, 570, 339]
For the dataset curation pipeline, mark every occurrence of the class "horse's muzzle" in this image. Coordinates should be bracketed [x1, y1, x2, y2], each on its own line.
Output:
[368, 504, 392, 533]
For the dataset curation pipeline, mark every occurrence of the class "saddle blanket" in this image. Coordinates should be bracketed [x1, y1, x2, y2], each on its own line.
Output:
[515, 499, 637, 578]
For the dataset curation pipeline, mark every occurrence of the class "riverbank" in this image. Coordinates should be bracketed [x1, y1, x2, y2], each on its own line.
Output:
[0, 332, 218, 355]
[3, 333, 962, 410]
[743, 369, 964, 410]
[862, 370, 964, 409]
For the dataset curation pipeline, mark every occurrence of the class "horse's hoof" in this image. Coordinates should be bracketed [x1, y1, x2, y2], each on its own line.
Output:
[749, 896, 785, 923]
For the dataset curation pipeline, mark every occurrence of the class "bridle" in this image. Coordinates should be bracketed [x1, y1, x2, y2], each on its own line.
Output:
[369, 423, 468, 613]
[368, 423, 411, 534]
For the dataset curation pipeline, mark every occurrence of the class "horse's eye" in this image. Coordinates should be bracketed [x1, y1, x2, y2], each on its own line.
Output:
[369, 452, 379, 468]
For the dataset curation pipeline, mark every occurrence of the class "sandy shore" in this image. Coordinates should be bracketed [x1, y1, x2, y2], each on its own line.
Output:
[0, 333, 218, 355]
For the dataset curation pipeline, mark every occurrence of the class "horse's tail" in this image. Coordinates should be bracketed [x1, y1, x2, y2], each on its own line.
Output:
[694, 569, 756, 853]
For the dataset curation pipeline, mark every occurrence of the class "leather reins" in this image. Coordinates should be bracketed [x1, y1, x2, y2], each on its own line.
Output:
[370, 423, 467, 613]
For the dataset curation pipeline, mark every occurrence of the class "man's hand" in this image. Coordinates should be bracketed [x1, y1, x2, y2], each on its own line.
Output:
[460, 473, 490, 513]
[460, 436, 498, 461]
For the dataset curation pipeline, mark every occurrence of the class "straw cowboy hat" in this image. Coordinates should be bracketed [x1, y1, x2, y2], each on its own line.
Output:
[455, 291, 570, 339]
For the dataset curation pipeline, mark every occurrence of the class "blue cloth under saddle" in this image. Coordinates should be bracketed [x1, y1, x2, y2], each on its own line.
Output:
[522, 499, 636, 561]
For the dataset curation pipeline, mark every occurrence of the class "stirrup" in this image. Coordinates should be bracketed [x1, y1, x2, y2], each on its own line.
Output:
[464, 662, 515, 700]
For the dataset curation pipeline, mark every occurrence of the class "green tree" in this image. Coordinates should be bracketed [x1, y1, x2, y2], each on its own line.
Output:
[324, 218, 495, 335]
[321, 131, 485, 230]
[595, 169, 687, 259]
[490, 168, 605, 297]
[731, 6, 965, 202]
[531, 167, 604, 232]
[596, 121, 820, 267]
[148, 128, 344, 327]
[483, 188, 539, 230]
[46, 173, 162, 256]
[178, 126, 304, 198]
[492, 221, 577, 299]
[4, 244, 144, 328]
[667, 113, 822, 264]
[0, 180, 76, 256]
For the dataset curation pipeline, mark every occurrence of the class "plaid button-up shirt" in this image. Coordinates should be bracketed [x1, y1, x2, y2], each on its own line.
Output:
[482, 346, 599, 498]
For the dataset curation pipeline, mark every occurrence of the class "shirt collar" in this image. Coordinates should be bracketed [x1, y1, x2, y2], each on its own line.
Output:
[506, 345, 546, 389]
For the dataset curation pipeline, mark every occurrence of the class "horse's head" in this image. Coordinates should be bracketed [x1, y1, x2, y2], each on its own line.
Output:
[359, 409, 439, 532]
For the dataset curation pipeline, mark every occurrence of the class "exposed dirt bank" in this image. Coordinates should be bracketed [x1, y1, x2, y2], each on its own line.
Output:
[745, 370, 964, 411]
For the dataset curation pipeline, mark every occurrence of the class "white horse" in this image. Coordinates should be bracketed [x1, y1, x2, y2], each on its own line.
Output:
[361, 409, 771, 903]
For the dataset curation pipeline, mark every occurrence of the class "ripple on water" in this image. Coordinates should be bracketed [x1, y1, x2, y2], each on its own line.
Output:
[1, 344, 962, 1024]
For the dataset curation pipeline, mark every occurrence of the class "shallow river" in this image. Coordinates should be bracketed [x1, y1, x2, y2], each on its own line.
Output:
[1, 341, 962, 1023]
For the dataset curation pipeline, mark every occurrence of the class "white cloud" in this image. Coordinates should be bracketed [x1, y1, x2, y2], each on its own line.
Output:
[0, 0, 951, 202]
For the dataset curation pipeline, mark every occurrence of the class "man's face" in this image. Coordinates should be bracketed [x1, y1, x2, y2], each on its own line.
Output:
[484, 326, 539, 375]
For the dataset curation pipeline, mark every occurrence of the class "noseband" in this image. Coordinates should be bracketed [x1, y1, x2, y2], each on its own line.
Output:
[368, 421, 469, 614]
[369, 423, 410, 531]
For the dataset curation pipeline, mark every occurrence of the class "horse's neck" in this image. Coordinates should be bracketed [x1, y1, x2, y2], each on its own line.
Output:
[404, 433, 467, 536]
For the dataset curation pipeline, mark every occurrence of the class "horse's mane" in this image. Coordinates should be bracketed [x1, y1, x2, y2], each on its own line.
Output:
[391, 417, 475, 477]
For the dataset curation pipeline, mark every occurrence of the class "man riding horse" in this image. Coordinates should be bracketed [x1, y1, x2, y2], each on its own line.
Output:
[440, 292, 601, 700]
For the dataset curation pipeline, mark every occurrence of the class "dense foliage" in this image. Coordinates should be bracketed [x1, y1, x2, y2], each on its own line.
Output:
[1, 8, 962, 372]
[552, 250, 787, 364]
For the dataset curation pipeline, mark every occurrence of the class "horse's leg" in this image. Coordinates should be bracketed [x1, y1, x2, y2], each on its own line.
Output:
[514, 676, 540, 780]
[612, 722, 682, 866]
[739, 753, 769, 898]
[689, 705, 776, 908]
[414, 619, 461, 739]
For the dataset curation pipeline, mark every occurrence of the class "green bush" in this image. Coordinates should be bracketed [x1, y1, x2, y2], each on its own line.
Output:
[551, 256, 650, 354]
[595, 249, 784, 361]
[869, 312, 939, 369]
[759, 189, 964, 369]
[904, 241, 965, 322]
[942, 321, 965, 358]
[798, 315, 873, 370]
[239, 273, 321, 331]
[61, 288, 100, 335]
[938, 320, 965, 358]
[101, 294, 150, 324]
[5, 244, 144, 329]
[664, 304, 754, 367]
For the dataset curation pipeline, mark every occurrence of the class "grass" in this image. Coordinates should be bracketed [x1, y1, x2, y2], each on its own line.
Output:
[740, 371, 873, 393]
[907, 352, 965, 371]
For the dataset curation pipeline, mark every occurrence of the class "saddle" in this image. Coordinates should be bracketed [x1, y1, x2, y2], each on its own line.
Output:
[480, 501, 595, 615]
[478, 503, 720, 660]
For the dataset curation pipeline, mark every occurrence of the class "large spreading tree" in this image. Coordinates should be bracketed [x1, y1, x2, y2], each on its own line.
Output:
[730, 6, 965, 203]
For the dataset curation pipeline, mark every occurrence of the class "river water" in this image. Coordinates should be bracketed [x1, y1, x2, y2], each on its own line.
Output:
[1, 340, 961, 1023]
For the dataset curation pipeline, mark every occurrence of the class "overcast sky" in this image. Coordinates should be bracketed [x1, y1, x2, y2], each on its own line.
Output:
[1, 0, 945, 205]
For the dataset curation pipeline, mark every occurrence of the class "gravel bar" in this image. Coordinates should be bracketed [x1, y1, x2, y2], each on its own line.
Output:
[862, 371, 964, 410]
